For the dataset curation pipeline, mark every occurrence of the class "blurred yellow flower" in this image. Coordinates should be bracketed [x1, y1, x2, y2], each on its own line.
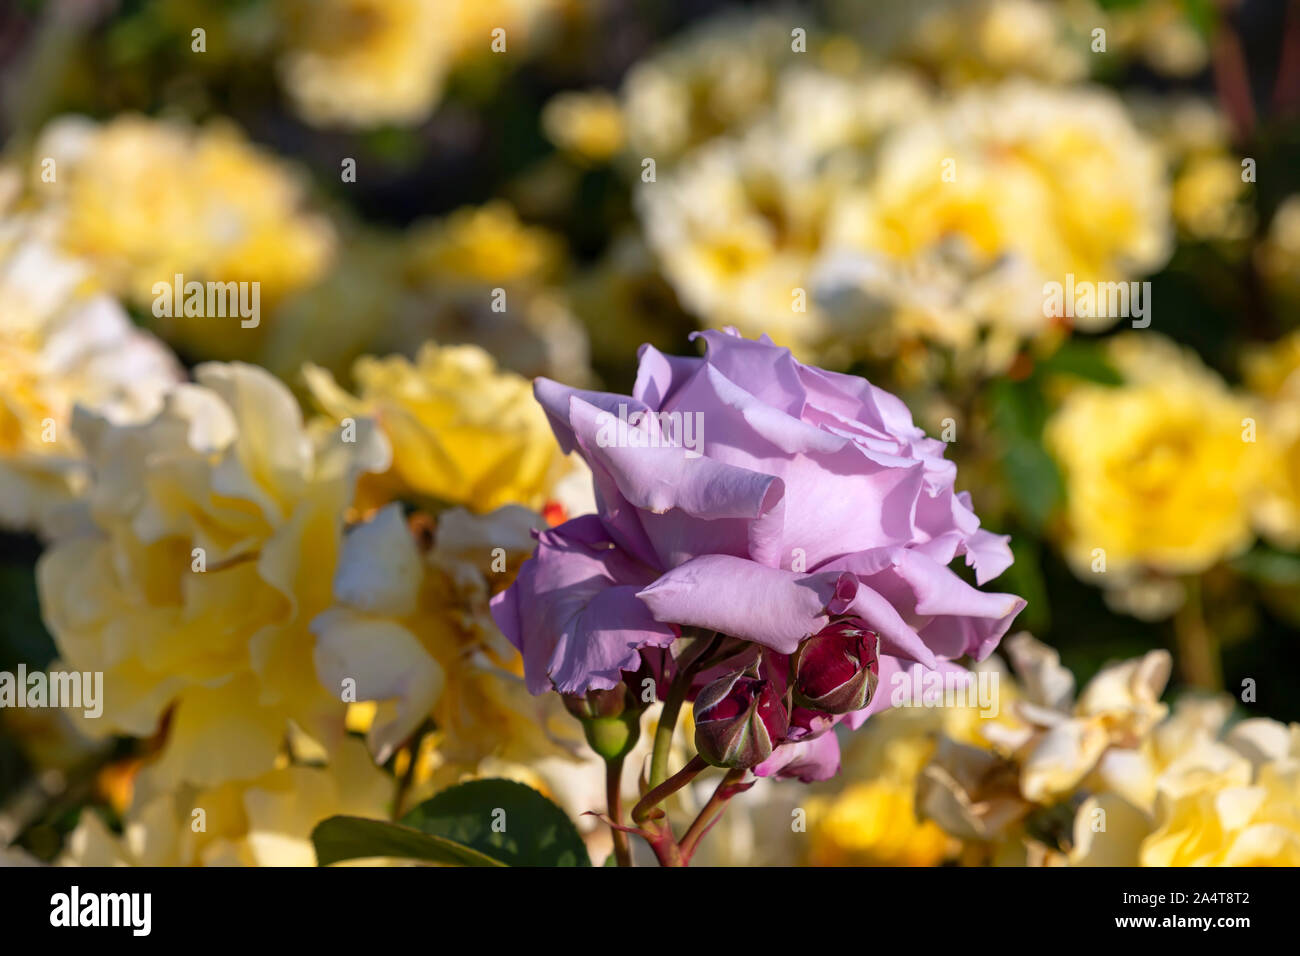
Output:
[1046, 334, 1262, 580]
[805, 698, 990, 866]
[903, 0, 1089, 85]
[1107, 0, 1210, 78]
[619, 12, 798, 163]
[63, 740, 390, 866]
[1244, 329, 1300, 548]
[0, 173, 181, 535]
[401, 203, 591, 384]
[32, 115, 334, 360]
[278, 0, 452, 129]
[37, 363, 389, 790]
[1257, 195, 1300, 296]
[278, 0, 563, 129]
[311, 503, 581, 771]
[407, 201, 562, 288]
[543, 90, 626, 163]
[639, 67, 929, 360]
[1171, 152, 1252, 242]
[304, 342, 576, 513]
[828, 82, 1170, 360]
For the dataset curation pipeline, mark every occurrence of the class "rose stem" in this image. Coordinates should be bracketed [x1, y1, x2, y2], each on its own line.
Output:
[633, 754, 707, 825]
[605, 754, 632, 867]
[1173, 577, 1222, 691]
[678, 769, 747, 863]
[648, 633, 721, 788]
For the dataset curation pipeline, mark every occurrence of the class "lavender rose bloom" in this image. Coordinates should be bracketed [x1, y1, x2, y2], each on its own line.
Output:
[491, 330, 1025, 780]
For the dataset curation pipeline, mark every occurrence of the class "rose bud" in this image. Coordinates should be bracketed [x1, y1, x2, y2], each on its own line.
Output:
[790, 618, 880, 714]
[562, 686, 627, 721]
[693, 671, 789, 770]
[562, 684, 640, 761]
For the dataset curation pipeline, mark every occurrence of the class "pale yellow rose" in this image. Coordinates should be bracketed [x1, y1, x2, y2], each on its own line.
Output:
[1000, 635, 1172, 803]
[278, 0, 563, 129]
[0, 173, 181, 535]
[304, 342, 576, 513]
[62, 740, 390, 867]
[312, 503, 581, 772]
[638, 67, 929, 361]
[1046, 334, 1263, 580]
[902, 0, 1090, 85]
[38, 363, 389, 790]
[32, 115, 334, 360]
[1076, 699, 1300, 866]
[619, 12, 799, 163]
[824, 82, 1170, 361]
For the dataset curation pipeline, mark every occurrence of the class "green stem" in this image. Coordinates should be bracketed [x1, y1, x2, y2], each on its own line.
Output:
[648, 634, 720, 788]
[1174, 577, 1222, 692]
[632, 755, 707, 826]
[679, 769, 746, 863]
[605, 755, 632, 867]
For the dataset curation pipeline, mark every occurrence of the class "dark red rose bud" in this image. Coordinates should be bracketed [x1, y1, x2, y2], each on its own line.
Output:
[791, 618, 880, 714]
[693, 671, 789, 770]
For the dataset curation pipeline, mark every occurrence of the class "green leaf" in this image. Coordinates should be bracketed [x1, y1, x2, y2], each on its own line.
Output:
[1231, 547, 1300, 586]
[401, 778, 591, 867]
[1003, 439, 1064, 532]
[311, 816, 507, 867]
[1036, 341, 1122, 385]
[1002, 537, 1051, 635]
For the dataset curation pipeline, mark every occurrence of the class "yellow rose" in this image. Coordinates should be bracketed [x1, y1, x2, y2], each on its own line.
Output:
[542, 91, 626, 164]
[805, 700, 990, 866]
[406, 201, 563, 288]
[304, 342, 576, 513]
[312, 503, 581, 772]
[831, 82, 1170, 356]
[399, 203, 591, 384]
[903, 0, 1089, 85]
[1076, 700, 1300, 866]
[0, 174, 180, 535]
[1257, 195, 1300, 296]
[1046, 334, 1263, 579]
[278, 0, 562, 129]
[33, 115, 334, 360]
[62, 740, 390, 867]
[38, 363, 389, 790]
[639, 68, 929, 361]
[1244, 329, 1300, 547]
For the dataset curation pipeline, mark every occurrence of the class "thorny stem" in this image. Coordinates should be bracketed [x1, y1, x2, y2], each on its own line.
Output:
[633, 754, 707, 826]
[605, 755, 632, 867]
[679, 769, 747, 863]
